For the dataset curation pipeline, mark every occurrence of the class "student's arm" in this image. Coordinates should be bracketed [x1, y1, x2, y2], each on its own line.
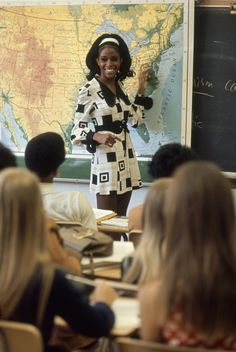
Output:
[50, 270, 117, 337]
[71, 85, 98, 153]
[138, 281, 162, 341]
[47, 217, 82, 274]
[128, 204, 143, 232]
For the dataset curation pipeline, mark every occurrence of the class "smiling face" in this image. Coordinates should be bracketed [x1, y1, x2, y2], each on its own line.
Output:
[96, 45, 122, 82]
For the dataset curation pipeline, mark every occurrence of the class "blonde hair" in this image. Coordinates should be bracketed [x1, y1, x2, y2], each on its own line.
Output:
[0, 168, 50, 320]
[125, 178, 172, 284]
[158, 161, 236, 337]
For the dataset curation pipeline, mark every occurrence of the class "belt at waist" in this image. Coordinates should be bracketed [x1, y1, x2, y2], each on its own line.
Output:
[95, 120, 129, 134]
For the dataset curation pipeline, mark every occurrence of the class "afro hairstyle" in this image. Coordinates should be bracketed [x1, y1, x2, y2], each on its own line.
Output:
[25, 132, 65, 178]
[0, 143, 17, 170]
[149, 143, 199, 179]
[86, 33, 134, 81]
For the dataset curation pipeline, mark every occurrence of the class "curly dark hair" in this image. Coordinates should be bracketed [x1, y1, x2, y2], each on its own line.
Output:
[25, 132, 65, 178]
[0, 143, 17, 170]
[149, 143, 199, 179]
[86, 33, 134, 81]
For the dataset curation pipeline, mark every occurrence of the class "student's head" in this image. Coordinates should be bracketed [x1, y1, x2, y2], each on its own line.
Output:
[0, 142, 17, 170]
[149, 143, 198, 179]
[165, 161, 235, 255]
[86, 33, 133, 81]
[25, 132, 65, 181]
[125, 178, 172, 285]
[0, 168, 49, 318]
[142, 178, 173, 254]
[159, 161, 236, 335]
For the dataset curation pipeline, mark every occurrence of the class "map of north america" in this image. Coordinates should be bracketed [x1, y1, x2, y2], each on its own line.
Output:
[0, 2, 184, 156]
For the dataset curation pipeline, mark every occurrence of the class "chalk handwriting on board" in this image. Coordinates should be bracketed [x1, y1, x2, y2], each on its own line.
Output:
[193, 77, 236, 96]
[225, 80, 236, 93]
[193, 76, 214, 97]
[192, 113, 203, 129]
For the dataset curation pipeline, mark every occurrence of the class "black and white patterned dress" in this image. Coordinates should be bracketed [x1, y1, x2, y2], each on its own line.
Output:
[71, 77, 145, 196]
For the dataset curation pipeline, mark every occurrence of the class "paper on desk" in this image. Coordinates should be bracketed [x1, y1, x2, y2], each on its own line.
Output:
[100, 217, 129, 228]
[81, 241, 134, 266]
[112, 298, 140, 333]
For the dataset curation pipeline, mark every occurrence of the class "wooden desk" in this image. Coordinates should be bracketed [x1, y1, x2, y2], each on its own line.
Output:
[98, 217, 129, 241]
[81, 241, 134, 280]
[98, 224, 129, 234]
[83, 265, 121, 281]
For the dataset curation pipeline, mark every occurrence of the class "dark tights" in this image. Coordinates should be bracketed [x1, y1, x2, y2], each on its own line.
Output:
[96, 191, 132, 216]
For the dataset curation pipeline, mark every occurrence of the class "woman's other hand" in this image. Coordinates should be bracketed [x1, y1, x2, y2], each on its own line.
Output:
[93, 132, 121, 147]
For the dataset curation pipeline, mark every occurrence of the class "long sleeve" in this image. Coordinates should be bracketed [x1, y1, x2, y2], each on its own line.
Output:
[134, 95, 153, 110]
[49, 270, 115, 337]
[71, 85, 94, 146]
[128, 103, 145, 128]
[116, 82, 145, 128]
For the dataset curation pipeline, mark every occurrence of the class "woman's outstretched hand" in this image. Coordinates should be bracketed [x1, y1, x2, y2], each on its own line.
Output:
[93, 132, 121, 147]
[137, 64, 151, 96]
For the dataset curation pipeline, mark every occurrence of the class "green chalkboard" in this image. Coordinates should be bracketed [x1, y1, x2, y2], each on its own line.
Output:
[16, 155, 153, 183]
[192, 7, 236, 172]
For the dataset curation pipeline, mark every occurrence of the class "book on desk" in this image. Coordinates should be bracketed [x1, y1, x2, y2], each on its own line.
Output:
[56, 209, 128, 234]
[92, 208, 117, 223]
[66, 273, 140, 335]
[81, 241, 134, 269]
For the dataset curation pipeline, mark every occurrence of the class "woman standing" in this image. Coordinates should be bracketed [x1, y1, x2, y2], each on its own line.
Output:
[71, 33, 153, 216]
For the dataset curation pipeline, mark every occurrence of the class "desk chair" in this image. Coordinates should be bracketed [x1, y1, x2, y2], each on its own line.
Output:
[0, 320, 43, 352]
[115, 337, 225, 352]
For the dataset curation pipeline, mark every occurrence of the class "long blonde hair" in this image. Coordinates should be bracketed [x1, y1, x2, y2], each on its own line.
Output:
[125, 178, 172, 284]
[0, 168, 50, 320]
[158, 161, 236, 336]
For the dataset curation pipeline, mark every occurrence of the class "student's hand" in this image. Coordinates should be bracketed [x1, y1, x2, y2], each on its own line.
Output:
[93, 132, 121, 147]
[92, 280, 118, 306]
[137, 64, 151, 95]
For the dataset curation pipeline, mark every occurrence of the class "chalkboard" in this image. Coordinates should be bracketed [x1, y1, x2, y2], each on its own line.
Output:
[16, 155, 153, 183]
[192, 7, 236, 172]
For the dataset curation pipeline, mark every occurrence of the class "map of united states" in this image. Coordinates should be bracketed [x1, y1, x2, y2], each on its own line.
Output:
[0, 3, 184, 155]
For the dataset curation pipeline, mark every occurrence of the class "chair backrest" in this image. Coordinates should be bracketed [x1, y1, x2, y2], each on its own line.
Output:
[0, 320, 43, 352]
[115, 337, 225, 352]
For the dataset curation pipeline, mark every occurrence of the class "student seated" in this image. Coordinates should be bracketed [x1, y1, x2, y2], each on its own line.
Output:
[139, 162, 236, 349]
[0, 168, 117, 352]
[0, 142, 17, 170]
[128, 143, 198, 232]
[123, 178, 172, 284]
[0, 141, 80, 274]
[25, 132, 97, 230]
